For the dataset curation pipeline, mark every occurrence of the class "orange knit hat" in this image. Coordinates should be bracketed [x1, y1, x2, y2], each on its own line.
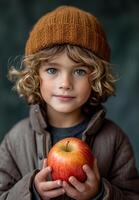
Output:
[25, 5, 110, 61]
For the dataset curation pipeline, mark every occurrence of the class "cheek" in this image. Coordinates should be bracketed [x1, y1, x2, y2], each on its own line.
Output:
[78, 81, 92, 98]
[82, 87, 92, 102]
[39, 77, 56, 99]
[39, 78, 50, 98]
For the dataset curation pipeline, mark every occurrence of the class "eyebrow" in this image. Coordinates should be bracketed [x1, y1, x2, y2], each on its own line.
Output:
[45, 61, 87, 68]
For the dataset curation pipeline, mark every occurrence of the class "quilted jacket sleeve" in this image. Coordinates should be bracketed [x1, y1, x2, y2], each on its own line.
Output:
[101, 125, 139, 200]
[0, 134, 36, 200]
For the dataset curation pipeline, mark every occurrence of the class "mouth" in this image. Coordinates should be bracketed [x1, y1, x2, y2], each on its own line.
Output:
[53, 95, 75, 101]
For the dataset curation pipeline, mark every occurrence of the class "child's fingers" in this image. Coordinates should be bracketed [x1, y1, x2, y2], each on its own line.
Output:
[63, 181, 77, 199]
[43, 187, 65, 199]
[37, 166, 52, 182]
[83, 158, 100, 183]
[41, 180, 62, 191]
[42, 158, 48, 169]
[82, 164, 96, 184]
[68, 176, 85, 192]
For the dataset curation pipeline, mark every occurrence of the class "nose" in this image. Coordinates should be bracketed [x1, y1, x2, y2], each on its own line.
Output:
[59, 74, 73, 90]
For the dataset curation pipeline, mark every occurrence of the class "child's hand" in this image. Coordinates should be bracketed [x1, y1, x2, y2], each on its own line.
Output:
[62, 158, 100, 200]
[34, 159, 65, 200]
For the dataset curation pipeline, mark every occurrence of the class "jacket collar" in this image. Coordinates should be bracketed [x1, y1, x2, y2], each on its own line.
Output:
[29, 104, 106, 136]
[30, 104, 47, 134]
[83, 108, 106, 136]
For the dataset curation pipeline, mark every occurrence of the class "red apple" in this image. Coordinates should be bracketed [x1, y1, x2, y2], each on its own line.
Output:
[47, 137, 94, 182]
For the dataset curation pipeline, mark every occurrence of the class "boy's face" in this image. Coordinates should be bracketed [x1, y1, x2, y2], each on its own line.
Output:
[39, 52, 92, 116]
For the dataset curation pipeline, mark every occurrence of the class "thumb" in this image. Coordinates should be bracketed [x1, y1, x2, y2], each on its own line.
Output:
[42, 158, 48, 169]
[37, 165, 52, 182]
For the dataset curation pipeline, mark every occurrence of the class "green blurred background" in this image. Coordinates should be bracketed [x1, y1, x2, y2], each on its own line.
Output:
[0, 0, 139, 170]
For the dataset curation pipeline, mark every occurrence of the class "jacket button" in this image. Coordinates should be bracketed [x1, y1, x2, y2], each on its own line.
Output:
[38, 154, 43, 160]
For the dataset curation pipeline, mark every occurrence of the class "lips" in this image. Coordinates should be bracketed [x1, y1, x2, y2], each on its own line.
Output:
[54, 95, 75, 101]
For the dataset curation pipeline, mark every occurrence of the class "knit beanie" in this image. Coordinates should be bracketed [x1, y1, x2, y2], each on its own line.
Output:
[25, 6, 110, 61]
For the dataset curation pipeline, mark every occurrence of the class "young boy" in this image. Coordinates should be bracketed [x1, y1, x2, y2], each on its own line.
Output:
[0, 5, 139, 200]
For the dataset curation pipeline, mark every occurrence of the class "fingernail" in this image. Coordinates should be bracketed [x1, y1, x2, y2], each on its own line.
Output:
[47, 166, 52, 171]
[83, 164, 88, 171]
[57, 180, 62, 186]
[63, 181, 67, 187]
[69, 176, 74, 182]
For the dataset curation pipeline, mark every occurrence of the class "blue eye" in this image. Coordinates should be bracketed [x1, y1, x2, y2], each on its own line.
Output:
[46, 68, 57, 75]
[74, 69, 87, 76]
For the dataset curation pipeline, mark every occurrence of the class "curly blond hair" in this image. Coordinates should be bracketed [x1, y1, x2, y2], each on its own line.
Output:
[8, 44, 116, 106]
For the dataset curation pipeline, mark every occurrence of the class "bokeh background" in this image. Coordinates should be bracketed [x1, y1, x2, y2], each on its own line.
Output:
[0, 0, 139, 170]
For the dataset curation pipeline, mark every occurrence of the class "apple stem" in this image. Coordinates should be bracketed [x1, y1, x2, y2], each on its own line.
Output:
[66, 141, 70, 152]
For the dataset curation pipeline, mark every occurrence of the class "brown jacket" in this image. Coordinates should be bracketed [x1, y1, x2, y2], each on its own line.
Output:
[0, 104, 139, 200]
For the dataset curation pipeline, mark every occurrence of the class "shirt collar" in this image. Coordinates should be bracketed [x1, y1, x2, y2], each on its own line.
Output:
[29, 104, 106, 136]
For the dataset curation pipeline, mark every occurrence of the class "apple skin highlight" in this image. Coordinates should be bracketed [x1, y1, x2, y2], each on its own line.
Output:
[47, 137, 94, 182]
